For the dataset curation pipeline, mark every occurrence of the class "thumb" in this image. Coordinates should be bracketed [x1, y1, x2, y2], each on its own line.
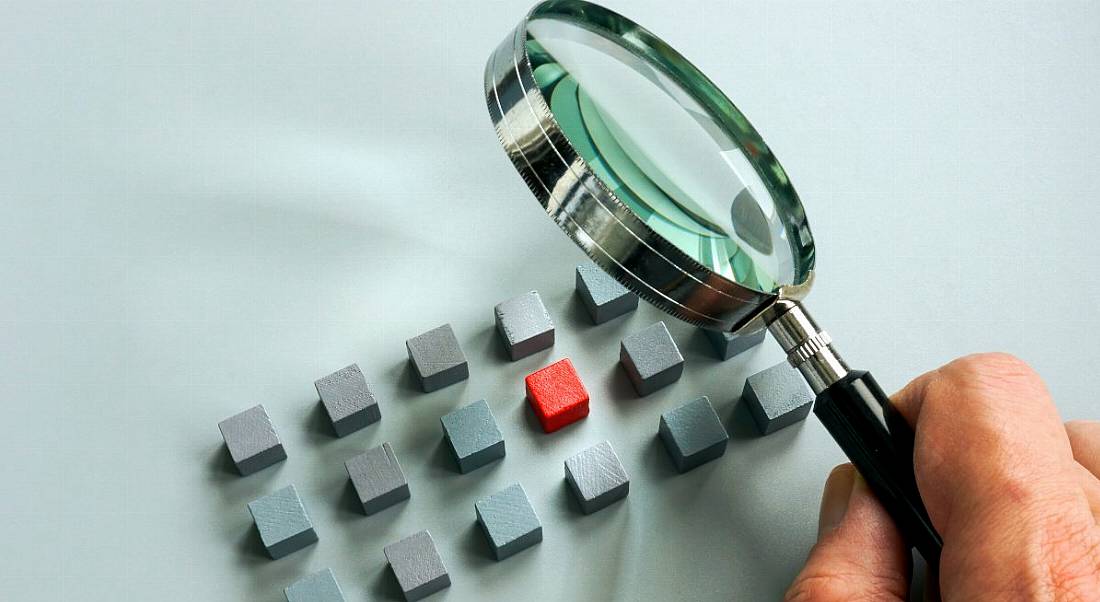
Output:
[786, 464, 912, 602]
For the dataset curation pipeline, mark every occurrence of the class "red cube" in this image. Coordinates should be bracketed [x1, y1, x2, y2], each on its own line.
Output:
[525, 358, 590, 433]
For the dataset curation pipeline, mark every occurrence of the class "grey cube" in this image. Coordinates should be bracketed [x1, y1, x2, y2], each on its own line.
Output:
[475, 483, 542, 560]
[659, 396, 730, 472]
[440, 399, 505, 473]
[345, 442, 410, 515]
[406, 324, 468, 392]
[384, 530, 451, 601]
[218, 404, 287, 476]
[315, 363, 381, 437]
[494, 290, 555, 360]
[248, 485, 318, 559]
[564, 441, 630, 514]
[575, 263, 638, 324]
[703, 328, 766, 361]
[743, 362, 815, 435]
[620, 321, 684, 396]
[285, 568, 346, 602]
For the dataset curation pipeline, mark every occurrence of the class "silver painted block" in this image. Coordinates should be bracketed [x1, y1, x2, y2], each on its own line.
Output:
[742, 362, 814, 435]
[659, 395, 729, 472]
[440, 399, 505, 473]
[494, 290, 555, 360]
[564, 441, 629, 514]
[285, 568, 346, 602]
[702, 327, 766, 361]
[475, 483, 542, 560]
[620, 321, 684, 396]
[384, 530, 451, 601]
[218, 404, 287, 476]
[406, 324, 468, 392]
[575, 263, 638, 324]
[315, 363, 381, 437]
[345, 442, 410, 515]
[248, 484, 318, 559]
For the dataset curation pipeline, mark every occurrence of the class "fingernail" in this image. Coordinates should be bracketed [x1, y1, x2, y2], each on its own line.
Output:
[818, 465, 856, 539]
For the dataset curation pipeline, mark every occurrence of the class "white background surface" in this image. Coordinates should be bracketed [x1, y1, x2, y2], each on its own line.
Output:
[1, 1, 1097, 600]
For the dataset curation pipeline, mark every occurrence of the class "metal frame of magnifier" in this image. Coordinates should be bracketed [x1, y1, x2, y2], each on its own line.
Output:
[484, 3, 839, 394]
[486, 0, 944, 569]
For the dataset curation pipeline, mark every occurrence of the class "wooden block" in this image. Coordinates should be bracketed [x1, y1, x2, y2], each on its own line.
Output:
[564, 441, 629, 514]
[440, 399, 505, 473]
[248, 485, 318, 559]
[575, 263, 638, 324]
[494, 290, 555, 360]
[525, 358, 590, 433]
[620, 321, 684, 396]
[218, 404, 287, 476]
[285, 568, 346, 602]
[345, 442, 410, 515]
[658, 396, 729, 472]
[315, 363, 381, 437]
[475, 483, 542, 560]
[384, 530, 451, 601]
[702, 328, 766, 361]
[406, 324, 468, 392]
[742, 362, 814, 434]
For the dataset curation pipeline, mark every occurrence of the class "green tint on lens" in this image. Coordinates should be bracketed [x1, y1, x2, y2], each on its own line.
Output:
[526, 16, 813, 293]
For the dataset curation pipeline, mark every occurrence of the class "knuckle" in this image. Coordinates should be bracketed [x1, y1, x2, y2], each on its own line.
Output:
[942, 352, 1041, 390]
[785, 572, 906, 602]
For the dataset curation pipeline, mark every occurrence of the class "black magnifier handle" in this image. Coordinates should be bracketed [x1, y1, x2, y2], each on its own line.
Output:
[766, 301, 943, 568]
[814, 370, 943, 567]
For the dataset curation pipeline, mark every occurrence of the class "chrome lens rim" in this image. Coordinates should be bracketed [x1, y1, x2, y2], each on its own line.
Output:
[484, 0, 814, 332]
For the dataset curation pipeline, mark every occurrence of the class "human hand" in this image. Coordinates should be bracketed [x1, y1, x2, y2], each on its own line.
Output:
[785, 353, 1100, 601]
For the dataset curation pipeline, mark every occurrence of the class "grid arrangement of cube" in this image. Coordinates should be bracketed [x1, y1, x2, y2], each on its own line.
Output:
[475, 483, 543, 560]
[406, 324, 469, 392]
[345, 442, 410, 515]
[384, 530, 451, 601]
[248, 485, 318, 559]
[620, 321, 684, 396]
[525, 358, 590, 433]
[742, 362, 815, 435]
[218, 404, 287, 476]
[494, 290, 555, 360]
[315, 363, 381, 437]
[564, 441, 629, 514]
[575, 263, 638, 324]
[440, 399, 505, 473]
[659, 396, 730, 472]
[703, 328, 766, 361]
[285, 568, 346, 602]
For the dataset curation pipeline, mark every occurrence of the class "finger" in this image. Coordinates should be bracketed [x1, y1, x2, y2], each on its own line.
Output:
[1066, 420, 1100, 477]
[786, 464, 911, 602]
[892, 353, 1100, 599]
[890, 353, 1077, 536]
[1065, 420, 1100, 521]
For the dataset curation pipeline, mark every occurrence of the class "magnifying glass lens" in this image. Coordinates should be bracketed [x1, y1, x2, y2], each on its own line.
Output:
[527, 17, 806, 293]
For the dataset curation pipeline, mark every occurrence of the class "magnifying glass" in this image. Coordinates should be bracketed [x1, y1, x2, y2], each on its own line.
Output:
[485, 0, 943, 566]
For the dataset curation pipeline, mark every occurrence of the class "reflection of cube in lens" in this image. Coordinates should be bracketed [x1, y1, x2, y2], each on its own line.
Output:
[731, 187, 773, 254]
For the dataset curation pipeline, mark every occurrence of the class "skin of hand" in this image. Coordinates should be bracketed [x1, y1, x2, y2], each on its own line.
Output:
[785, 353, 1100, 601]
